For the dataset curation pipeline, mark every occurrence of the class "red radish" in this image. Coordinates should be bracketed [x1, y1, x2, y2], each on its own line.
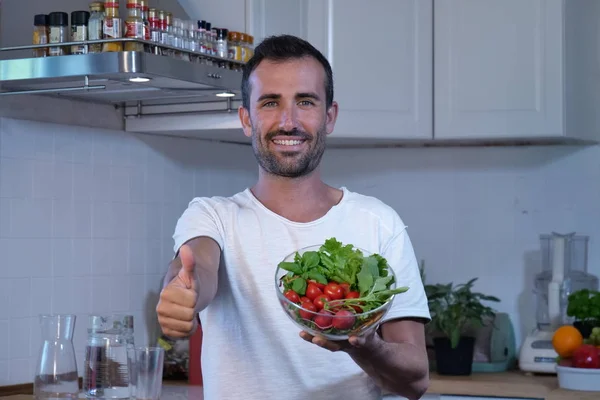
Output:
[284, 290, 300, 303]
[308, 280, 326, 291]
[332, 309, 356, 330]
[306, 283, 323, 300]
[314, 311, 333, 329]
[299, 301, 317, 320]
[339, 283, 351, 296]
[324, 283, 344, 300]
[313, 294, 331, 311]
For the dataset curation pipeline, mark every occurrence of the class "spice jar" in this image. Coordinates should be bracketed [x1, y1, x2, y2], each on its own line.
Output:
[71, 11, 90, 54]
[227, 31, 241, 61]
[102, 0, 123, 52]
[140, 0, 150, 40]
[88, 2, 105, 53]
[32, 14, 49, 57]
[124, 0, 144, 52]
[48, 12, 69, 56]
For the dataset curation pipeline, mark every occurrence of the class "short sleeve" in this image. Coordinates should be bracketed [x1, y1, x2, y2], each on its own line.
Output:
[380, 224, 431, 324]
[172, 198, 225, 255]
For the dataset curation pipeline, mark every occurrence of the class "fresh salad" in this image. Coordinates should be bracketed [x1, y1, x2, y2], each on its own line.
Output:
[277, 237, 409, 334]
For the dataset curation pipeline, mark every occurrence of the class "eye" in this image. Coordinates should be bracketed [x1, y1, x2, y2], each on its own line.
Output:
[298, 100, 314, 106]
[262, 101, 277, 108]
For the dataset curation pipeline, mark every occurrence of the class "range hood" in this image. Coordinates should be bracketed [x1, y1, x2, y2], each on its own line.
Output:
[0, 39, 243, 108]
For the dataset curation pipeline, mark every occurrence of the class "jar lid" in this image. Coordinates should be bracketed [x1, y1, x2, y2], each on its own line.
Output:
[71, 11, 90, 26]
[34, 14, 48, 26]
[89, 2, 104, 12]
[48, 12, 69, 27]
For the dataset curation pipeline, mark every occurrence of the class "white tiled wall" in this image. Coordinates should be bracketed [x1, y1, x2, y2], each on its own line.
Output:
[0, 117, 255, 385]
[1, 115, 599, 385]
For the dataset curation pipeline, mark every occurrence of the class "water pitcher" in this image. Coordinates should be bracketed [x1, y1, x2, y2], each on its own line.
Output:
[34, 314, 79, 400]
[83, 315, 133, 399]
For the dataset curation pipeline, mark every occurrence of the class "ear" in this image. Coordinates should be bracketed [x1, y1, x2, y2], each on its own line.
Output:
[325, 101, 339, 135]
[238, 105, 252, 138]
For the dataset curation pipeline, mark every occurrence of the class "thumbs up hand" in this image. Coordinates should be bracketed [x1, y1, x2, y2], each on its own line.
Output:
[156, 244, 199, 338]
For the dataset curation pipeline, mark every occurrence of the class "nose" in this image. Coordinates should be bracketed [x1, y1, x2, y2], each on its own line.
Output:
[278, 103, 297, 132]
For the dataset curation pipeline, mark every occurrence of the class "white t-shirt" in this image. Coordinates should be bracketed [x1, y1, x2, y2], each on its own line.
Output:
[172, 187, 430, 400]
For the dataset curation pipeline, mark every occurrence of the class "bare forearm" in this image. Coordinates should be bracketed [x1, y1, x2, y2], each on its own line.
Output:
[349, 340, 429, 400]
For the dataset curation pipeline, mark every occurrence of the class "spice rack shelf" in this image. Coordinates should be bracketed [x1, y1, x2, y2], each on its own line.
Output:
[0, 38, 243, 108]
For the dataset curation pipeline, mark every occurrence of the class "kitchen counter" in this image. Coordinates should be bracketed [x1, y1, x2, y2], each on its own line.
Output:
[427, 371, 597, 399]
[0, 373, 597, 400]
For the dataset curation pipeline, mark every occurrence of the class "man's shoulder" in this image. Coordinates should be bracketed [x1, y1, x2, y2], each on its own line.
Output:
[186, 189, 252, 211]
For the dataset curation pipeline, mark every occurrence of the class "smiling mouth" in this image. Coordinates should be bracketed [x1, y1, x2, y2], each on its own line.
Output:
[272, 138, 306, 146]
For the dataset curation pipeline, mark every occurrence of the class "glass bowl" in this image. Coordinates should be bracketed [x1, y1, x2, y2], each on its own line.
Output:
[274, 243, 408, 341]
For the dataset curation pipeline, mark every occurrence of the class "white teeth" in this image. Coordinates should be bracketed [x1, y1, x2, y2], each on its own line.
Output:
[273, 139, 303, 146]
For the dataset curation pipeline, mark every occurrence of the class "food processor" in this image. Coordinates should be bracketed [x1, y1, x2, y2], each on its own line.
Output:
[519, 232, 598, 373]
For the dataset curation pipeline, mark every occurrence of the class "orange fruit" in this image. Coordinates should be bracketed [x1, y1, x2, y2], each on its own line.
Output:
[552, 325, 583, 358]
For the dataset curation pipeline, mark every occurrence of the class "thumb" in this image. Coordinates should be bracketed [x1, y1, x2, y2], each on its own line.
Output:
[348, 329, 380, 350]
[176, 244, 196, 289]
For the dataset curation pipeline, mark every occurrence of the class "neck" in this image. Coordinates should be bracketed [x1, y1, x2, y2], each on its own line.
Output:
[250, 167, 342, 223]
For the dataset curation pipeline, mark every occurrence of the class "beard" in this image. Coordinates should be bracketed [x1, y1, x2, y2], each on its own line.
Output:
[250, 123, 327, 178]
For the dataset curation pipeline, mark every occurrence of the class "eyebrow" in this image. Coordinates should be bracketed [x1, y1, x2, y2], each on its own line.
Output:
[256, 92, 322, 103]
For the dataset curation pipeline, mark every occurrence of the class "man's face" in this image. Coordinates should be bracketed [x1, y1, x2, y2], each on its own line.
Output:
[239, 57, 338, 178]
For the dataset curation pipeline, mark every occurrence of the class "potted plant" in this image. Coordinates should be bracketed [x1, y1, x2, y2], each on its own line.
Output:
[566, 289, 600, 338]
[425, 278, 500, 376]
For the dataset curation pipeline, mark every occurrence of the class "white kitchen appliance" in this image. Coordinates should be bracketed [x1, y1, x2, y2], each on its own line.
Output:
[518, 232, 598, 373]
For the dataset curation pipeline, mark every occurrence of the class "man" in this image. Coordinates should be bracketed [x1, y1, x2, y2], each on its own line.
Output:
[156, 35, 431, 400]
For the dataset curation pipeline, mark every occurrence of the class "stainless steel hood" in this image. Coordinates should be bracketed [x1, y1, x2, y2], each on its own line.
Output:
[0, 39, 243, 108]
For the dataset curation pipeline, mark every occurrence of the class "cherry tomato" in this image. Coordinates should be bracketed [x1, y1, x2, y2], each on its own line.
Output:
[298, 301, 317, 320]
[332, 309, 356, 330]
[339, 283, 351, 296]
[313, 294, 331, 311]
[324, 283, 344, 300]
[284, 290, 300, 303]
[306, 283, 323, 300]
[572, 344, 600, 368]
[308, 280, 326, 291]
[300, 296, 311, 303]
[314, 311, 333, 329]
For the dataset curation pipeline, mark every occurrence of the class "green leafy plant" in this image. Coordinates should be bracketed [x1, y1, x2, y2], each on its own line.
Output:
[425, 278, 500, 349]
[567, 289, 600, 322]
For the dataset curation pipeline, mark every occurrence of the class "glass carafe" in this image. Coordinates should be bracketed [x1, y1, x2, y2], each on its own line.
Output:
[34, 314, 79, 400]
[83, 315, 132, 399]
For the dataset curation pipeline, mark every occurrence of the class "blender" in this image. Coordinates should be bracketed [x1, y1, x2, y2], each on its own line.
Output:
[518, 232, 598, 373]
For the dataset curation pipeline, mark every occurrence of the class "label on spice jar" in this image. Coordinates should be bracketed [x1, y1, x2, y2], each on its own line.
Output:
[125, 21, 144, 39]
[49, 27, 66, 56]
[103, 17, 122, 39]
[71, 26, 88, 54]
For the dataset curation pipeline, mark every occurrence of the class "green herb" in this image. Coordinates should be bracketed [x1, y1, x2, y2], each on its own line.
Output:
[567, 289, 600, 322]
[278, 237, 409, 313]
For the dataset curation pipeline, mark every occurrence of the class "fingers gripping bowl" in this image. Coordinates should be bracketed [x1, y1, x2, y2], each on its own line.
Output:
[275, 238, 410, 341]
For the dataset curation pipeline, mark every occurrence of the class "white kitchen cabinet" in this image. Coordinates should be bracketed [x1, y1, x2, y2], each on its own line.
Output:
[305, 0, 433, 141]
[433, 0, 600, 142]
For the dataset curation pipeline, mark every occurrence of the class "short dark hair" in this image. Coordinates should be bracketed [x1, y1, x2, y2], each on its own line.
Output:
[241, 34, 334, 110]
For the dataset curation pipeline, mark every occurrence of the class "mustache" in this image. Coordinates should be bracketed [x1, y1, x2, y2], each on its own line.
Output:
[266, 129, 311, 141]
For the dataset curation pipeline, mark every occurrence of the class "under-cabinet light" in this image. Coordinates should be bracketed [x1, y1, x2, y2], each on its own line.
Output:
[129, 77, 151, 83]
[216, 91, 235, 98]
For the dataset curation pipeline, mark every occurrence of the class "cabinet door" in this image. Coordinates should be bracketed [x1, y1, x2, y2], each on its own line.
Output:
[305, 0, 433, 140]
[248, 0, 308, 43]
[434, 0, 564, 140]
